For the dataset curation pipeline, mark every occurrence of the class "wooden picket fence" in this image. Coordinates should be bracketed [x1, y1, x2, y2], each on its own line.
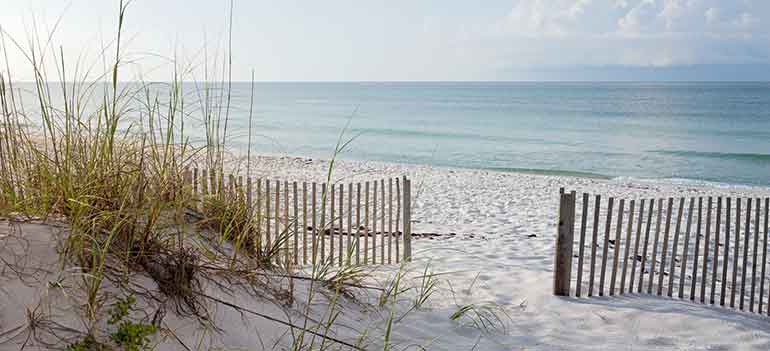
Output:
[554, 189, 770, 315]
[182, 168, 413, 266]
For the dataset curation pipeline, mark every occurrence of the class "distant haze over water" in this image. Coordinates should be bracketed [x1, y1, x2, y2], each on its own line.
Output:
[17, 81, 770, 186]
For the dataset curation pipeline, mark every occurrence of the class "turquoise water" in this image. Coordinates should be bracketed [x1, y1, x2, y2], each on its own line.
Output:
[219, 82, 770, 186]
[13, 81, 770, 186]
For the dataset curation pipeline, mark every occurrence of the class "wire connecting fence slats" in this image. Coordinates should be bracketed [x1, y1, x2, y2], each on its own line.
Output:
[554, 190, 770, 317]
[183, 168, 412, 266]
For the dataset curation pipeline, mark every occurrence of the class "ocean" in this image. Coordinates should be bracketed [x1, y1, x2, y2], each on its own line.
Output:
[12, 81, 770, 186]
[218, 82, 770, 186]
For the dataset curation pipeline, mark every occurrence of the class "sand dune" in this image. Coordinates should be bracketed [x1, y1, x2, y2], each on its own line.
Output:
[3, 155, 770, 350]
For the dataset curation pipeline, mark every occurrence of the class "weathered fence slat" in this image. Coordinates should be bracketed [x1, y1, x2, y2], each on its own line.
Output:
[256, 179, 262, 252]
[649, 199, 664, 295]
[762, 198, 770, 315]
[320, 183, 327, 263]
[275, 180, 281, 263]
[630, 199, 646, 293]
[200, 169, 208, 196]
[762, 198, 769, 314]
[692, 197, 703, 301]
[193, 168, 199, 196]
[610, 199, 624, 295]
[554, 191, 576, 296]
[266, 180, 271, 248]
[209, 169, 216, 195]
[217, 170, 224, 197]
[620, 199, 635, 295]
[589, 195, 601, 297]
[706, 197, 716, 304]
[330, 183, 335, 265]
[404, 177, 413, 261]
[381, 179, 386, 264]
[750, 198, 760, 311]
[246, 176, 253, 210]
[211, 170, 217, 196]
[311, 182, 317, 265]
[731, 198, 741, 308]
[740, 198, 751, 310]
[182, 169, 192, 198]
[396, 178, 401, 263]
[716, 197, 724, 307]
[318, 182, 326, 263]
[283, 181, 290, 264]
[372, 180, 378, 264]
[302, 182, 308, 264]
[668, 198, 685, 297]
[347, 183, 353, 265]
[364, 182, 370, 264]
[238, 176, 243, 202]
[639, 199, 654, 293]
[658, 198, 674, 296]
[356, 183, 362, 265]
[293, 182, 299, 265]
[246, 177, 253, 240]
[219, 171, 225, 197]
[576, 193, 589, 297]
[338, 184, 344, 266]
[388, 179, 394, 264]
[599, 197, 614, 296]
[722, 197, 731, 307]
[201, 169, 209, 195]
[678, 197, 695, 299]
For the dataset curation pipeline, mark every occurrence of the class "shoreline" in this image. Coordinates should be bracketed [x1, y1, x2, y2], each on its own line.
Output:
[231, 151, 770, 194]
[228, 151, 770, 244]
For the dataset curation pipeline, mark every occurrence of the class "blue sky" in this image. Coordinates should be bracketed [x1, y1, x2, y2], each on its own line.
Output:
[1, 0, 769, 81]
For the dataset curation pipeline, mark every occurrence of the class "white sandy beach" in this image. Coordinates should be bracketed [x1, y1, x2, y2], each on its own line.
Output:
[4, 155, 770, 350]
[244, 156, 770, 350]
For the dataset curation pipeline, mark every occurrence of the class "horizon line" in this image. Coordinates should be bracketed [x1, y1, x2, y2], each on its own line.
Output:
[9, 80, 770, 84]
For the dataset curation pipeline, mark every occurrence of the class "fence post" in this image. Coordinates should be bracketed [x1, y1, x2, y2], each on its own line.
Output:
[554, 190, 576, 296]
[403, 176, 412, 262]
[182, 168, 192, 200]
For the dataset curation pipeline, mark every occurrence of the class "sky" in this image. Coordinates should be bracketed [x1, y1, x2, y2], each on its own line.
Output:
[1, 0, 769, 81]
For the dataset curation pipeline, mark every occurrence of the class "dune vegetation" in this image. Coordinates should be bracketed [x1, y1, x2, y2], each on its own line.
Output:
[0, 1, 459, 350]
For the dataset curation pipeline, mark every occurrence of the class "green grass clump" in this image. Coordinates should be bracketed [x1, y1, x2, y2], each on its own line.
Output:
[108, 296, 157, 351]
[66, 295, 157, 351]
[66, 334, 105, 351]
[449, 302, 511, 333]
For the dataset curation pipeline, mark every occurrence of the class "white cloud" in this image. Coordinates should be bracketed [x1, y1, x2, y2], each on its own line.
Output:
[658, 0, 685, 29]
[733, 12, 759, 29]
[433, 0, 770, 73]
[568, 0, 593, 19]
[705, 7, 719, 24]
[618, 0, 658, 35]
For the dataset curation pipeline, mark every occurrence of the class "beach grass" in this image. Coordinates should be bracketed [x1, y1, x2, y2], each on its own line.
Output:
[0, 1, 459, 350]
